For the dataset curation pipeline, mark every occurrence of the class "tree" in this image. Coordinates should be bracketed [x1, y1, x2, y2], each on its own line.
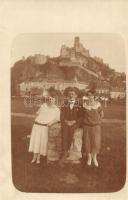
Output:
[89, 80, 98, 91]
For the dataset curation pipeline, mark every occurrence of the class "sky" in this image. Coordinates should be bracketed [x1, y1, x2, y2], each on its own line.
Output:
[11, 33, 126, 72]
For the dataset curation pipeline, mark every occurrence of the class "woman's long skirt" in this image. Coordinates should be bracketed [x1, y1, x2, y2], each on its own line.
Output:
[28, 124, 48, 156]
[83, 125, 101, 154]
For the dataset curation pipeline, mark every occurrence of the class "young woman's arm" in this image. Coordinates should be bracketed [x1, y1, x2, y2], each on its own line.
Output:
[48, 119, 60, 127]
[48, 108, 60, 126]
[35, 104, 45, 117]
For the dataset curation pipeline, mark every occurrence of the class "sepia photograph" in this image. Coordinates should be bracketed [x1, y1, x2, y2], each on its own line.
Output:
[11, 33, 126, 193]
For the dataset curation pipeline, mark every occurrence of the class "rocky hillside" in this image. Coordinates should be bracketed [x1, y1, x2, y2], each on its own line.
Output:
[11, 57, 97, 94]
[11, 56, 126, 95]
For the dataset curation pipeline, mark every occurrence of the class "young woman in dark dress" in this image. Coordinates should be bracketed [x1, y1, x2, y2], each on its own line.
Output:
[82, 90, 104, 167]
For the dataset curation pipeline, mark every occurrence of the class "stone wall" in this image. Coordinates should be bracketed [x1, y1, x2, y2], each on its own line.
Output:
[47, 123, 83, 163]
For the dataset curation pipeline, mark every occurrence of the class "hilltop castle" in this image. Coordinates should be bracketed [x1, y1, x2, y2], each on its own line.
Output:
[60, 36, 90, 61]
[12, 36, 113, 96]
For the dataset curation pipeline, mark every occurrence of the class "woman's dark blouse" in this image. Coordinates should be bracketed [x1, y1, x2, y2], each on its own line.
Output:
[83, 102, 103, 126]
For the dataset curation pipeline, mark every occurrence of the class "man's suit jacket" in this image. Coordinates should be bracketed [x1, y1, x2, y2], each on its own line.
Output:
[60, 99, 83, 126]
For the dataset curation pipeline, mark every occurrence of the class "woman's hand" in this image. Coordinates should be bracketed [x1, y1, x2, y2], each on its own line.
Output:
[47, 123, 52, 127]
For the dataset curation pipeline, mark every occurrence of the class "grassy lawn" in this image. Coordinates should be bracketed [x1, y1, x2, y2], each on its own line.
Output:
[11, 98, 126, 192]
[11, 114, 126, 192]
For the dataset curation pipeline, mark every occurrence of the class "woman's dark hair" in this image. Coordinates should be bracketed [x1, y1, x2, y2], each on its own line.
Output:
[48, 91, 58, 99]
[47, 87, 58, 98]
[86, 89, 96, 96]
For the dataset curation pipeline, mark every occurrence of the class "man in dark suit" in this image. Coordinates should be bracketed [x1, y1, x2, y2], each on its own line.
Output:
[59, 88, 83, 166]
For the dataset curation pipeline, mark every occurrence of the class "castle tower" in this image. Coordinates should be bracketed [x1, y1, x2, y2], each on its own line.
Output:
[74, 36, 80, 49]
[74, 36, 83, 53]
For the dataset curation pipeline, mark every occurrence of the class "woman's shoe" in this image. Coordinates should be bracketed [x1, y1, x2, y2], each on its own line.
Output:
[93, 158, 99, 167]
[87, 159, 92, 166]
[36, 160, 40, 164]
[31, 159, 36, 163]
[87, 153, 92, 166]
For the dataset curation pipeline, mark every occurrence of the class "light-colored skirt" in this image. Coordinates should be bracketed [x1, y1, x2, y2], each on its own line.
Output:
[83, 125, 101, 154]
[28, 124, 48, 156]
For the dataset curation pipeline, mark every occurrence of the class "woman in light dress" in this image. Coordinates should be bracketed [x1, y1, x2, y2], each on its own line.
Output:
[82, 90, 104, 167]
[28, 92, 60, 165]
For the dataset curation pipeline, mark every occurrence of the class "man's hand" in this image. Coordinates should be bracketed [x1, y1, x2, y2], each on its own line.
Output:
[64, 120, 76, 126]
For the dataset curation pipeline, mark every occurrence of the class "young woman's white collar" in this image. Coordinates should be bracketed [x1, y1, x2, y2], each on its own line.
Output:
[83, 102, 101, 110]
